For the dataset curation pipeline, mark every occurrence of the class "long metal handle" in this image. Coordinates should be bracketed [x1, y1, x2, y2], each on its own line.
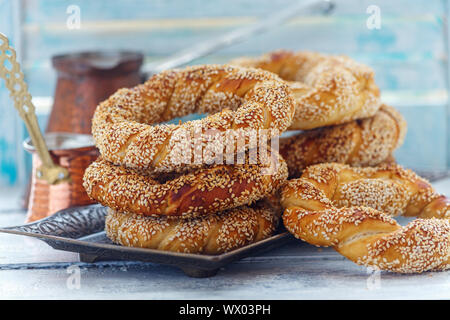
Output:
[0, 33, 70, 184]
[142, 0, 335, 76]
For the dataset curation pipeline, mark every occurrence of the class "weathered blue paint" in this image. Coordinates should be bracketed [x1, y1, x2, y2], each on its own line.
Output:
[0, 0, 21, 187]
[0, 0, 449, 186]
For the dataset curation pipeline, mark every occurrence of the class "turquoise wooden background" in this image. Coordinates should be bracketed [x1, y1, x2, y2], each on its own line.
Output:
[0, 0, 449, 187]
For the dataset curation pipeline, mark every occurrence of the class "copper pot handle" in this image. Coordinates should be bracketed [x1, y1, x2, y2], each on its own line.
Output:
[0, 33, 70, 184]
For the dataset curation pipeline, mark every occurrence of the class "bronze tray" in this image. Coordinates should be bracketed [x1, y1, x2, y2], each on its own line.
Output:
[0, 204, 293, 277]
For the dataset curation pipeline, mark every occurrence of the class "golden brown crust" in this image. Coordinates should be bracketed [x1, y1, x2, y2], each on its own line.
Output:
[92, 64, 295, 173]
[279, 104, 407, 178]
[280, 163, 450, 273]
[230, 50, 381, 130]
[105, 202, 280, 255]
[83, 151, 288, 219]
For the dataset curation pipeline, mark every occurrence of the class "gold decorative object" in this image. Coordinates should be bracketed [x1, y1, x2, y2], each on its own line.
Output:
[0, 32, 70, 184]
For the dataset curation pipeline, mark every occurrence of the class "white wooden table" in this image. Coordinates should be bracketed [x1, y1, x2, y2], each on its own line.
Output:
[0, 179, 449, 300]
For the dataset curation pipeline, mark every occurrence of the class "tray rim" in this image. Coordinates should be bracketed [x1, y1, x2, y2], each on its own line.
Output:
[0, 204, 293, 263]
[0, 225, 291, 262]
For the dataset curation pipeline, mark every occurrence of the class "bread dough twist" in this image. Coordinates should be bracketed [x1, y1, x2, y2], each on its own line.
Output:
[281, 163, 450, 273]
[105, 201, 280, 254]
[231, 50, 381, 130]
[92, 64, 295, 173]
[84, 149, 288, 219]
[279, 104, 407, 178]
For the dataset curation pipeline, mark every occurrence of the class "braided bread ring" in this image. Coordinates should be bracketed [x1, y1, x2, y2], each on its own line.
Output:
[281, 163, 450, 273]
[231, 50, 381, 130]
[105, 202, 279, 255]
[280, 104, 407, 178]
[92, 64, 295, 172]
[83, 151, 288, 219]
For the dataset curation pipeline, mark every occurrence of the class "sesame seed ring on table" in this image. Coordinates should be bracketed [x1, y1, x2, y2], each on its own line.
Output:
[105, 200, 280, 254]
[91, 64, 295, 173]
[83, 148, 288, 219]
[280, 163, 450, 273]
[230, 50, 381, 130]
[279, 104, 407, 178]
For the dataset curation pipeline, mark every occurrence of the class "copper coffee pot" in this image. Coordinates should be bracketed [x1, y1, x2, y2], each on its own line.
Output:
[48, 51, 143, 134]
[0, 33, 70, 185]
[23, 133, 98, 222]
[0, 33, 72, 217]
[0, 33, 143, 222]
[23, 51, 143, 221]
[23, 51, 143, 222]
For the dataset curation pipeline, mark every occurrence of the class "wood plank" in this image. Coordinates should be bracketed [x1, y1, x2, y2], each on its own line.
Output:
[22, 0, 445, 23]
[21, 19, 445, 61]
[0, 179, 449, 299]
[1, 0, 450, 187]
[0, 253, 449, 299]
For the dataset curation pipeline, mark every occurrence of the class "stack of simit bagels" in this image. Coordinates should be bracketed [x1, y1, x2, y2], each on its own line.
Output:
[83, 50, 450, 273]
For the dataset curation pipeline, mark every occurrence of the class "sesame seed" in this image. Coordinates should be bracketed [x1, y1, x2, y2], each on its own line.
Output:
[280, 162, 450, 273]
